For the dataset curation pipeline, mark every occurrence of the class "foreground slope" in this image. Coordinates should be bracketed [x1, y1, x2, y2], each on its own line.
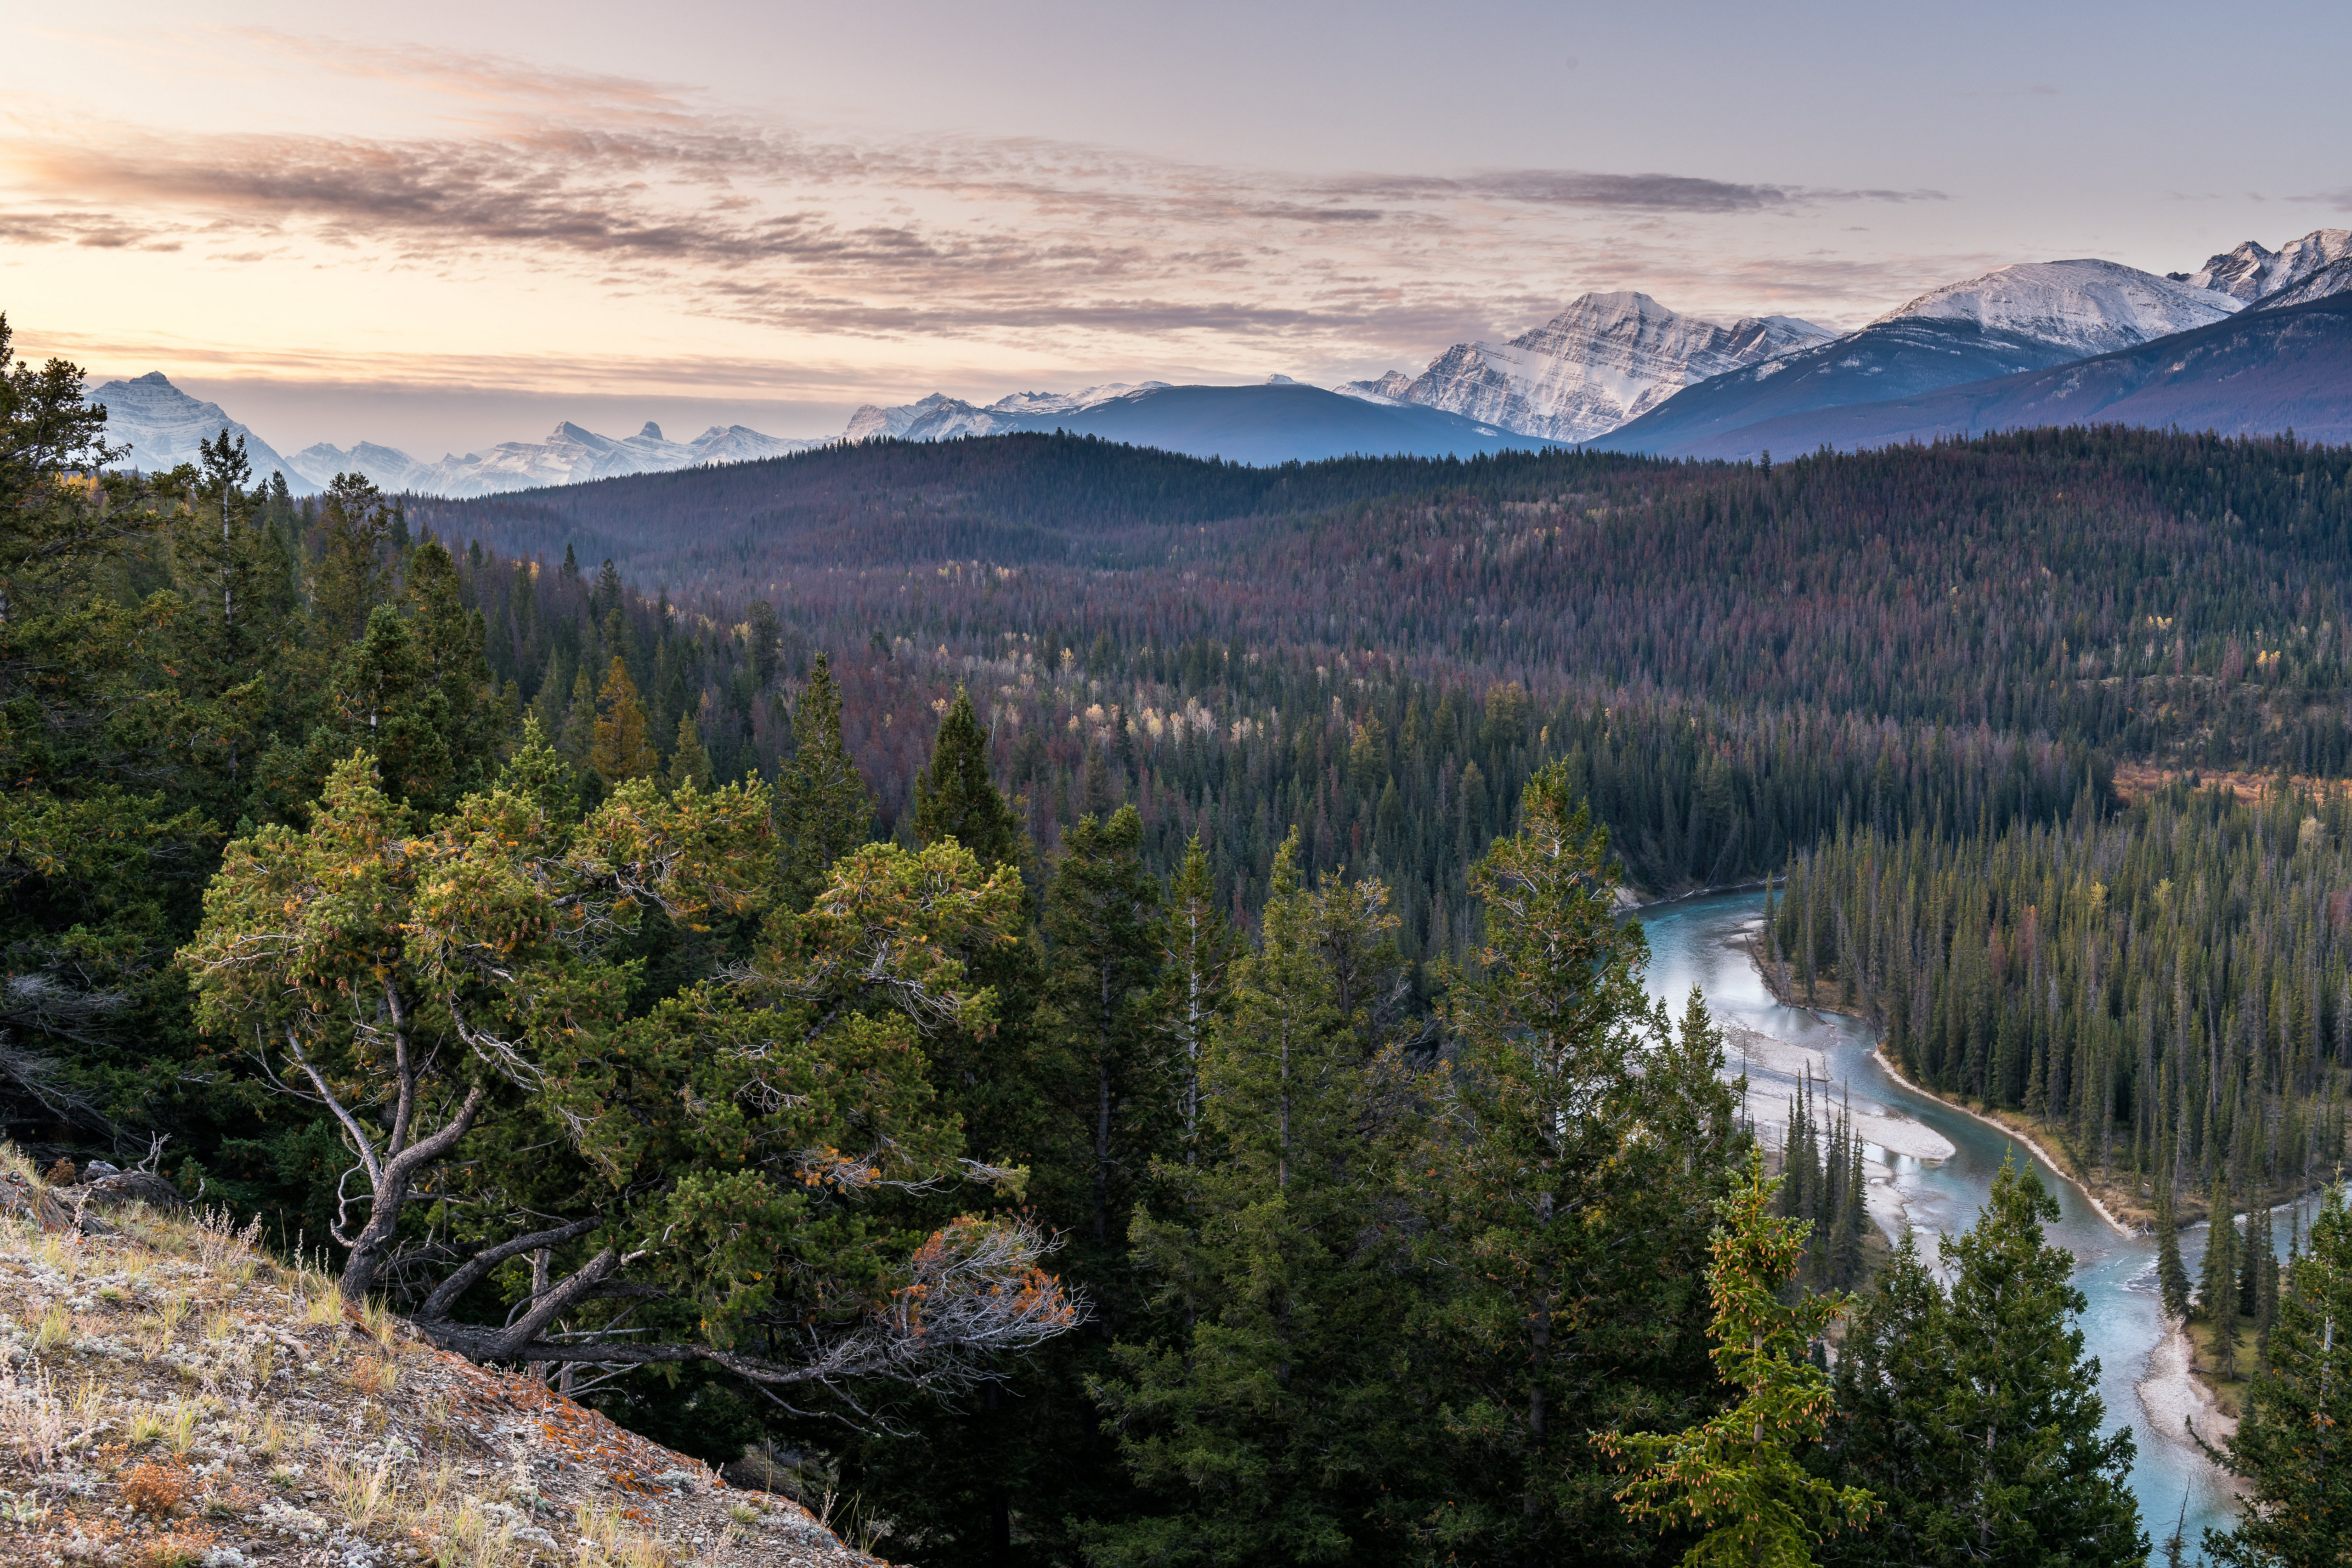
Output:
[0, 1155, 878, 1568]
[1644, 290, 2352, 459]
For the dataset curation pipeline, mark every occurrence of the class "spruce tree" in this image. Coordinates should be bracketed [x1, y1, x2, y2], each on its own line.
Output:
[913, 687, 1021, 870]
[1038, 804, 1165, 1260]
[1820, 1157, 2144, 1567]
[773, 653, 871, 909]
[1411, 761, 1742, 1561]
[1156, 834, 1239, 1150]
[2156, 1181, 2193, 1321]
[311, 472, 398, 645]
[2206, 1178, 2244, 1381]
[2202, 1183, 2352, 1568]
[1094, 835, 1418, 1566]
[664, 709, 711, 796]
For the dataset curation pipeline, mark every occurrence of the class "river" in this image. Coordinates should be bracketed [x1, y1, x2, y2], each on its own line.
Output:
[1637, 888, 2343, 1555]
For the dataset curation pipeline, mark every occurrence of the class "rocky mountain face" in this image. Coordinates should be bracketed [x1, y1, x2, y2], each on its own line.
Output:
[1385, 293, 1832, 442]
[1593, 259, 2245, 456]
[85, 373, 316, 495]
[842, 383, 1165, 442]
[1638, 290, 2352, 460]
[288, 421, 820, 497]
[2179, 228, 2352, 303]
[1870, 258, 2239, 356]
[2252, 255, 2352, 312]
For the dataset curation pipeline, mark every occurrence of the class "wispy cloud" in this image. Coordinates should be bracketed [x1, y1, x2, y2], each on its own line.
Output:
[1, 28, 1991, 408]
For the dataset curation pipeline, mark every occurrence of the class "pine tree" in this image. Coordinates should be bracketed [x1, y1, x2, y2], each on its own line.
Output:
[1820, 1157, 2145, 1567]
[1603, 1148, 1878, 1567]
[2202, 1183, 2352, 1568]
[912, 687, 1021, 870]
[588, 657, 656, 785]
[1094, 835, 1417, 1566]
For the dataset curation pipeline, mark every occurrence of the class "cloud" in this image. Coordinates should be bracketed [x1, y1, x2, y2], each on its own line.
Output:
[0, 31, 1970, 394]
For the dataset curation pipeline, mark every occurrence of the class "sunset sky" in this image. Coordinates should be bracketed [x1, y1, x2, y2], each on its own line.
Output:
[6, 0, 2347, 456]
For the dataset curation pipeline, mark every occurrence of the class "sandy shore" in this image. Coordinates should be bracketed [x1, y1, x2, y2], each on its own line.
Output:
[1724, 1021, 1957, 1164]
[2136, 1320, 2241, 1482]
[1871, 1045, 2134, 1239]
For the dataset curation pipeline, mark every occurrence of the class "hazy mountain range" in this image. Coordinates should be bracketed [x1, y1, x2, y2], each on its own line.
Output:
[86, 227, 2352, 490]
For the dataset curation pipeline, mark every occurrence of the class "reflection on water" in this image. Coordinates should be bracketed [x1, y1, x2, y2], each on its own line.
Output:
[1635, 889, 2339, 1554]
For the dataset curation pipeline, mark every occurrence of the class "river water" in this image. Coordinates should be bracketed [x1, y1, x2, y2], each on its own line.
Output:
[1634, 889, 2338, 1555]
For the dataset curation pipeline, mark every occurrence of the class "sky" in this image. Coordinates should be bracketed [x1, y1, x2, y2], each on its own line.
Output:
[5, 0, 2349, 456]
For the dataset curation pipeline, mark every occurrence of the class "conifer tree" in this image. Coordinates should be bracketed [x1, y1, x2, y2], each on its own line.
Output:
[588, 656, 656, 785]
[1603, 1149, 1878, 1568]
[774, 652, 871, 909]
[2156, 1182, 2193, 1321]
[1095, 835, 1419, 1565]
[664, 709, 711, 796]
[1411, 760, 1742, 1561]
[2202, 1183, 2352, 1568]
[311, 472, 399, 645]
[1820, 1157, 2144, 1567]
[913, 687, 1021, 870]
[1038, 804, 1165, 1260]
[555, 665, 598, 767]
[2206, 1177, 2244, 1381]
[1156, 834, 1239, 1149]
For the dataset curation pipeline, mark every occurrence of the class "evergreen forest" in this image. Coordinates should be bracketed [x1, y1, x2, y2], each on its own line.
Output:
[7, 313, 2352, 1566]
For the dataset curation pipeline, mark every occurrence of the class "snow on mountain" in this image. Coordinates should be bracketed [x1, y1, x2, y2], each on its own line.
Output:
[1393, 294, 1834, 443]
[2181, 230, 2352, 304]
[1873, 260, 2239, 356]
[288, 441, 432, 492]
[1333, 372, 1415, 405]
[85, 373, 316, 494]
[2251, 256, 2352, 313]
[296, 422, 821, 497]
[842, 383, 1167, 442]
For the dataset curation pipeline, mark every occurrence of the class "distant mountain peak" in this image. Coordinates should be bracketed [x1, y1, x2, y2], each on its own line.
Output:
[1392, 293, 1833, 442]
[1871, 259, 2239, 356]
[85, 373, 314, 494]
[2185, 229, 2352, 304]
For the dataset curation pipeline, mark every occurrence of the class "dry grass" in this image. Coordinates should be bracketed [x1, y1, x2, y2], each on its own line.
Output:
[135, 1528, 215, 1568]
[351, 1353, 402, 1397]
[0, 1364, 68, 1466]
[34, 1301, 73, 1353]
[0, 1138, 859, 1568]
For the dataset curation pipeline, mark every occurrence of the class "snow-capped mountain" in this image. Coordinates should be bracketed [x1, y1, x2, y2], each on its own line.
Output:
[1872, 259, 2239, 356]
[291, 422, 822, 497]
[2251, 256, 2352, 313]
[1596, 258, 2247, 456]
[86, 373, 317, 494]
[1334, 372, 1415, 405]
[843, 383, 1167, 442]
[2180, 229, 2352, 304]
[1388, 294, 1834, 443]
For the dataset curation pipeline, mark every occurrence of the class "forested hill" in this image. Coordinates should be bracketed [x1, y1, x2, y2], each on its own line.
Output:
[408, 435, 1646, 575]
[416, 426, 2352, 772]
